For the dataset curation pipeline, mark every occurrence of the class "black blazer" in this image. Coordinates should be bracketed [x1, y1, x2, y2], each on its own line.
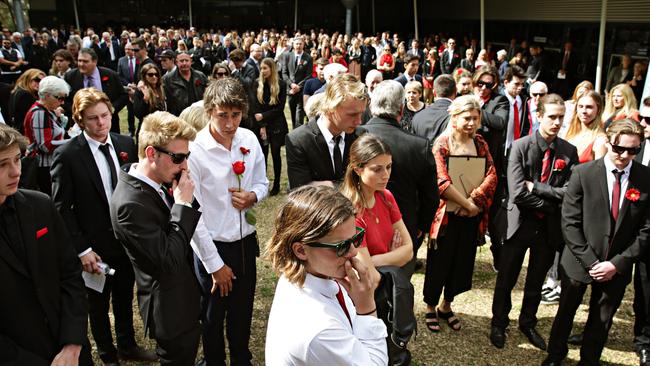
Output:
[248, 79, 288, 137]
[478, 94, 510, 178]
[285, 119, 357, 189]
[0, 190, 89, 364]
[506, 133, 579, 245]
[561, 159, 650, 283]
[440, 49, 461, 74]
[281, 52, 312, 95]
[411, 98, 452, 144]
[393, 73, 422, 87]
[64, 66, 128, 133]
[110, 168, 201, 340]
[231, 63, 257, 91]
[51, 133, 137, 258]
[7, 88, 37, 133]
[362, 117, 439, 242]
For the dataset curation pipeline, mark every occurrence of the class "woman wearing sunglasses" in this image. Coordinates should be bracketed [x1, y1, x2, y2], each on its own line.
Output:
[210, 62, 230, 81]
[133, 63, 166, 136]
[8, 69, 46, 133]
[266, 185, 388, 365]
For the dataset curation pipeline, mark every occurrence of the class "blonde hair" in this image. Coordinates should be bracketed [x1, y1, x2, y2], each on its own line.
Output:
[564, 90, 604, 142]
[603, 83, 638, 122]
[256, 58, 280, 105]
[404, 80, 423, 94]
[443, 95, 482, 149]
[570, 80, 594, 102]
[138, 111, 197, 159]
[72, 88, 114, 128]
[12, 69, 46, 95]
[179, 105, 207, 131]
[318, 73, 368, 115]
[266, 185, 355, 286]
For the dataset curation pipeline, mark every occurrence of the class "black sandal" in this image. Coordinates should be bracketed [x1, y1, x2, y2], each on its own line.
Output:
[437, 307, 461, 331]
[424, 312, 440, 333]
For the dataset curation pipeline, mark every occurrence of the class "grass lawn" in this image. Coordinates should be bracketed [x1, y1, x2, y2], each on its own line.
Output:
[97, 108, 639, 365]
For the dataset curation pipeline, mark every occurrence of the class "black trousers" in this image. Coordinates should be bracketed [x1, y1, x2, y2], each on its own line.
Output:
[37, 166, 52, 196]
[87, 253, 137, 363]
[261, 137, 282, 189]
[488, 183, 508, 270]
[287, 94, 305, 129]
[194, 233, 258, 366]
[634, 259, 650, 351]
[546, 270, 630, 365]
[126, 100, 135, 135]
[156, 324, 201, 366]
[491, 218, 555, 329]
[423, 214, 479, 306]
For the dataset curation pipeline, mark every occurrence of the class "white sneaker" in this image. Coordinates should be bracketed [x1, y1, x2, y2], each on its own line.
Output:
[541, 287, 561, 304]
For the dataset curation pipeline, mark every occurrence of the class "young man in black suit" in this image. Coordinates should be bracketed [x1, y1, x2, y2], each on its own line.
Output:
[440, 38, 460, 74]
[64, 48, 127, 133]
[0, 124, 93, 365]
[51, 89, 155, 365]
[490, 94, 579, 350]
[393, 54, 422, 86]
[362, 80, 439, 271]
[282, 36, 312, 129]
[110, 111, 202, 365]
[286, 73, 368, 189]
[543, 119, 650, 366]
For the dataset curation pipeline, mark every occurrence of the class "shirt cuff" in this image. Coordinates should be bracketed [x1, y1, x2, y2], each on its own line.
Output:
[202, 255, 225, 274]
[78, 247, 92, 257]
[352, 314, 388, 340]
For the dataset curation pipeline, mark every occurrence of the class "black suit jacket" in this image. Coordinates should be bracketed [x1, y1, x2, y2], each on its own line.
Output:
[478, 94, 510, 178]
[506, 133, 579, 245]
[64, 66, 127, 133]
[47, 37, 65, 54]
[281, 52, 312, 95]
[285, 119, 357, 189]
[246, 58, 260, 79]
[110, 168, 201, 340]
[117, 55, 138, 85]
[561, 159, 650, 283]
[411, 98, 452, 144]
[51, 133, 137, 258]
[0, 190, 89, 364]
[362, 117, 439, 242]
[232, 63, 257, 91]
[440, 49, 461, 74]
[393, 73, 422, 87]
[100, 40, 122, 70]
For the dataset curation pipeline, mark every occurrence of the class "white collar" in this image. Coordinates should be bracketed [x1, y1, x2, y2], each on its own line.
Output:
[604, 155, 633, 176]
[316, 116, 345, 143]
[84, 131, 114, 153]
[302, 273, 339, 299]
[128, 163, 163, 192]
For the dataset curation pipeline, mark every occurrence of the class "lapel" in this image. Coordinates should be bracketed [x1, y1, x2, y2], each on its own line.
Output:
[309, 121, 335, 176]
[120, 167, 170, 214]
[14, 191, 40, 281]
[288, 53, 296, 74]
[78, 134, 109, 204]
[595, 159, 612, 232]
[527, 136, 542, 179]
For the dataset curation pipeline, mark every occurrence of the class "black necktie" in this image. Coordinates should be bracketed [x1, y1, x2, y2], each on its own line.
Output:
[333, 135, 343, 179]
[98, 144, 117, 190]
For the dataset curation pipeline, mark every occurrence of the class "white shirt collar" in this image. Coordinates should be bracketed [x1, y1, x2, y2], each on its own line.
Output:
[195, 125, 244, 152]
[603, 155, 633, 176]
[316, 116, 345, 143]
[128, 163, 163, 192]
[84, 131, 114, 153]
[303, 273, 339, 299]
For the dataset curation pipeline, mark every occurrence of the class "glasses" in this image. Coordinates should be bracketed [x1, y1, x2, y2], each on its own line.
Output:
[531, 92, 547, 97]
[214, 72, 227, 77]
[33, 77, 42, 82]
[55, 95, 67, 102]
[641, 116, 650, 124]
[305, 227, 365, 257]
[611, 144, 642, 155]
[146, 73, 159, 77]
[476, 80, 495, 89]
[154, 146, 191, 164]
[132, 48, 141, 52]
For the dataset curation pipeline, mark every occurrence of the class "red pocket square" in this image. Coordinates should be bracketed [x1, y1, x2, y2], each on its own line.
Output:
[36, 227, 48, 239]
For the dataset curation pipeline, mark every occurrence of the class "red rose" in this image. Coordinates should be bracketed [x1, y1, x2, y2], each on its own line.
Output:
[119, 151, 129, 162]
[195, 79, 201, 87]
[101, 76, 109, 82]
[240, 146, 250, 155]
[553, 159, 567, 171]
[625, 188, 641, 202]
[232, 161, 246, 175]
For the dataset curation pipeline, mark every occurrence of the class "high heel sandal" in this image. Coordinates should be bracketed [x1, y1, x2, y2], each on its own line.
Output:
[436, 307, 461, 331]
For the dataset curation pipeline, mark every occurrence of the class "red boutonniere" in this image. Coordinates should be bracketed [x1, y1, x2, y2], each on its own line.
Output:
[625, 188, 641, 202]
[101, 75, 109, 82]
[119, 151, 129, 163]
[240, 146, 250, 155]
[553, 159, 567, 171]
[195, 79, 202, 87]
[36, 227, 48, 239]
[453, 54, 459, 58]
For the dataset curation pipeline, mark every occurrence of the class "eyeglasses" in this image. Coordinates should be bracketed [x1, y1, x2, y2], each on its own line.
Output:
[476, 80, 495, 89]
[214, 72, 227, 77]
[146, 72, 159, 77]
[305, 227, 365, 257]
[55, 95, 67, 102]
[33, 77, 42, 82]
[132, 48, 141, 52]
[531, 92, 547, 97]
[154, 146, 191, 164]
[641, 116, 650, 124]
[610, 144, 642, 155]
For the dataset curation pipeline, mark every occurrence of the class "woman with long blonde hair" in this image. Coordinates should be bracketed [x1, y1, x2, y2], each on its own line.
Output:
[249, 57, 288, 195]
[603, 83, 640, 129]
[562, 80, 594, 131]
[562, 90, 607, 163]
[8, 69, 47, 133]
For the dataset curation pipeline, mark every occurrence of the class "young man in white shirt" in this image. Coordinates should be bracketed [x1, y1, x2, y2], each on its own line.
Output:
[189, 77, 268, 365]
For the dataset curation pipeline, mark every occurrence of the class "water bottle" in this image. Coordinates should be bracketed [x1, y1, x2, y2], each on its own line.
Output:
[97, 262, 116, 276]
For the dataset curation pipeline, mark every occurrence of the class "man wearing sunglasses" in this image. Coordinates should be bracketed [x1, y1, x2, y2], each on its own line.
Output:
[110, 111, 202, 365]
[544, 119, 650, 366]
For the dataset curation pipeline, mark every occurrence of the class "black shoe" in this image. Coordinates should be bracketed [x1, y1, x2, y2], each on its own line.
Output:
[414, 259, 424, 272]
[640, 348, 650, 366]
[520, 327, 547, 350]
[490, 326, 506, 348]
[541, 357, 562, 366]
[567, 333, 583, 345]
[270, 185, 280, 196]
[117, 345, 158, 362]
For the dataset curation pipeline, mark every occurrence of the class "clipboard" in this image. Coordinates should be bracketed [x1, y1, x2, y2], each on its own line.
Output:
[445, 155, 486, 212]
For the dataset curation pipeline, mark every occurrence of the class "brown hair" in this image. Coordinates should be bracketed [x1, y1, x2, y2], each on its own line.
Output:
[606, 118, 643, 145]
[0, 123, 28, 153]
[473, 65, 499, 89]
[72, 88, 114, 128]
[537, 93, 565, 117]
[12, 69, 46, 95]
[266, 185, 355, 286]
[139, 63, 165, 109]
[564, 90, 604, 142]
[203, 77, 249, 118]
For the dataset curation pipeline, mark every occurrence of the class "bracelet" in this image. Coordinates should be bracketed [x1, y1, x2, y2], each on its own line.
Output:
[357, 308, 376, 316]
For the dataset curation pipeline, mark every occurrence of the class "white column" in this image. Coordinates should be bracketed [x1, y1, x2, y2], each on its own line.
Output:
[413, 0, 419, 40]
[595, 0, 608, 93]
[480, 0, 485, 49]
[371, 0, 376, 35]
[294, 0, 299, 31]
[188, 0, 193, 28]
[72, 0, 80, 32]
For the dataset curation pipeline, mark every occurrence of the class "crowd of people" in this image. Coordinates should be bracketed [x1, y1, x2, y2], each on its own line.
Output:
[1, 22, 650, 366]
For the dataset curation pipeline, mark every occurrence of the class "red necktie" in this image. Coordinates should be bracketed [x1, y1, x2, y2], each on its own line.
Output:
[513, 100, 521, 140]
[540, 148, 551, 183]
[335, 283, 352, 327]
[611, 170, 622, 222]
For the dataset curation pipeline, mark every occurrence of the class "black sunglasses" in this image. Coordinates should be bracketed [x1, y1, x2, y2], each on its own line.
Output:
[55, 95, 67, 102]
[641, 116, 650, 124]
[611, 144, 642, 156]
[214, 72, 227, 77]
[532, 92, 547, 97]
[477, 80, 494, 89]
[146, 72, 159, 77]
[154, 146, 191, 164]
[33, 77, 42, 82]
[305, 227, 365, 257]
[132, 48, 141, 52]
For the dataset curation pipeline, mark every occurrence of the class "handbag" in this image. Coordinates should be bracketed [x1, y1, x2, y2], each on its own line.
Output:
[19, 144, 39, 190]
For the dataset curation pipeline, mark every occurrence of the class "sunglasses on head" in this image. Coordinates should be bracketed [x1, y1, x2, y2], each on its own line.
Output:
[611, 144, 642, 155]
[477, 80, 494, 89]
[146, 72, 159, 77]
[154, 146, 191, 164]
[305, 227, 365, 257]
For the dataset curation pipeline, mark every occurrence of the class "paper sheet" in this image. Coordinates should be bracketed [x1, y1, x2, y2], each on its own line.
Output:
[82, 271, 106, 293]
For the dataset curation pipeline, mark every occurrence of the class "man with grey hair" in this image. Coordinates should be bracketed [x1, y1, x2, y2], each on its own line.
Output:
[363, 80, 439, 271]
[365, 69, 383, 98]
[246, 43, 263, 78]
[527, 81, 548, 135]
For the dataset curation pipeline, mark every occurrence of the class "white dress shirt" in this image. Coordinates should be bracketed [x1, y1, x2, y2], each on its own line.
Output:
[642, 140, 650, 166]
[317, 116, 345, 173]
[189, 127, 268, 273]
[266, 274, 388, 366]
[603, 156, 632, 211]
[84, 132, 119, 202]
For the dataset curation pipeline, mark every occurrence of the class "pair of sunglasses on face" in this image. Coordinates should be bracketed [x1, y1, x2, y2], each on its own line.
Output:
[154, 146, 191, 164]
[476, 80, 495, 89]
[305, 227, 365, 257]
[611, 144, 642, 155]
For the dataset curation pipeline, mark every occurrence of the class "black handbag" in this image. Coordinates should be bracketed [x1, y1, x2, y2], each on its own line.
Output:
[19, 144, 39, 190]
